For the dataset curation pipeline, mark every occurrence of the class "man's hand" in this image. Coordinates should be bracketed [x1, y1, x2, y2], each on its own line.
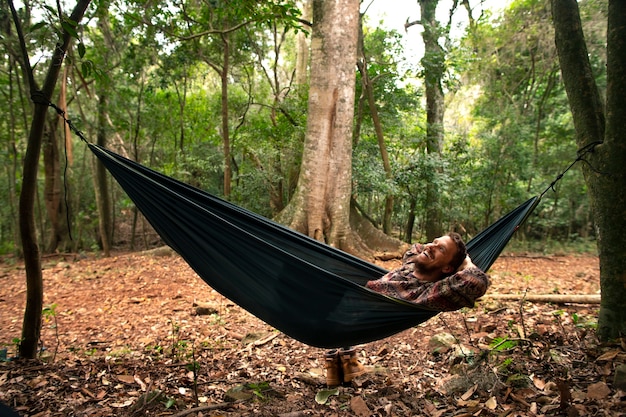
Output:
[458, 255, 475, 271]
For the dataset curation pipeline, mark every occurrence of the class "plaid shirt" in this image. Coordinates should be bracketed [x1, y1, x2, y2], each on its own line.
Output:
[365, 243, 490, 311]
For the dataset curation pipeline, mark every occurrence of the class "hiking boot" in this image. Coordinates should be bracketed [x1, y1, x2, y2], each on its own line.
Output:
[340, 348, 366, 383]
[324, 349, 342, 386]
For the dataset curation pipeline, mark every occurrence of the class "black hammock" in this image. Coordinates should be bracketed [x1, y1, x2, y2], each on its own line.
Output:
[89, 144, 540, 348]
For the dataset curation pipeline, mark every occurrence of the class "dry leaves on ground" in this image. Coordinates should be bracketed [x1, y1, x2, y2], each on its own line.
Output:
[1, 251, 625, 417]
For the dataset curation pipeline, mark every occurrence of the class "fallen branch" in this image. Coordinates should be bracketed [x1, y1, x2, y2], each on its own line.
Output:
[484, 294, 600, 304]
[170, 400, 243, 417]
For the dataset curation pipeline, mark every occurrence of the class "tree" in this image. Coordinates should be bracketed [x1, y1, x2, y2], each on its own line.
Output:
[276, 0, 403, 256]
[356, 14, 394, 235]
[405, 0, 471, 240]
[147, 0, 302, 200]
[295, 0, 312, 86]
[551, 0, 626, 339]
[417, 0, 445, 240]
[9, 0, 92, 358]
[453, 0, 585, 237]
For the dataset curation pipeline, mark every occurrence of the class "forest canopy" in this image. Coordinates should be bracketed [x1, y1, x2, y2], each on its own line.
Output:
[0, 0, 605, 256]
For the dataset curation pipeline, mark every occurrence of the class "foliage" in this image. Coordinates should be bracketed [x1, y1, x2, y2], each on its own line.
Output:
[0, 0, 603, 254]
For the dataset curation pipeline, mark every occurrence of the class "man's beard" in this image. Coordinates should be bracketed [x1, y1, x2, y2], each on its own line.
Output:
[414, 260, 441, 275]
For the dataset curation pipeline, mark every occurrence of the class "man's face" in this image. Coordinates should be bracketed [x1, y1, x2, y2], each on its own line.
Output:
[415, 235, 457, 277]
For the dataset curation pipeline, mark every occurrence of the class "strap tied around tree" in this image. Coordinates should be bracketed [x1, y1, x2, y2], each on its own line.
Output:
[539, 140, 603, 198]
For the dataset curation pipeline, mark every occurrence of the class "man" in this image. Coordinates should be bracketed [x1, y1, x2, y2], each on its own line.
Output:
[326, 233, 489, 386]
[365, 232, 489, 311]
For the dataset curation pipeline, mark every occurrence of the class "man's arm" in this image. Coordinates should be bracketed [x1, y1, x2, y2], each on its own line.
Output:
[415, 256, 489, 311]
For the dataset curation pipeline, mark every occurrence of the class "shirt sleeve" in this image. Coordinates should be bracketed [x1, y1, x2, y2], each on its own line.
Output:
[410, 266, 490, 311]
[365, 265, 490, 312]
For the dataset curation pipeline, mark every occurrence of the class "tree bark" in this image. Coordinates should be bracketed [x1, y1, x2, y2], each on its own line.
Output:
[420, 0, 444, 240]
[221, 32, 232, 199]
[43, 69, 72, 253]
[279, 0, 359, 248]
[95, 92, 111, 256]
[93, 4, 116, 257]
[276, 0, 403, 256]
[11, 0, 92, 358]
[551, 0, 626, 340]
[295, 0, 312, 86]
[356, 16, 394, 234]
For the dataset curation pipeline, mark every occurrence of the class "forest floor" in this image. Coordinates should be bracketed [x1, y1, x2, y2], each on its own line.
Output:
[1, 249, 625, 417]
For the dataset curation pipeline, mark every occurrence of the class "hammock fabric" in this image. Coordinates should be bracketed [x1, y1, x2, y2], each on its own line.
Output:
[89, 144, 540, 348]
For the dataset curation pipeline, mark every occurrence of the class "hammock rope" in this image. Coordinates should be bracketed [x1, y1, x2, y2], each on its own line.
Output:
[539, 140, 602, 198]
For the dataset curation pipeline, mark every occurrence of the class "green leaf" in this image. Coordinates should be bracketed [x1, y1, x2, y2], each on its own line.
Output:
[29, 22, 47, 33]
[78, 42, 86, 58]
[314, 388, 339, 405]
[61, 20, 79, 39]
[81, 61, 93, 78]
[164, 398, 175, 409]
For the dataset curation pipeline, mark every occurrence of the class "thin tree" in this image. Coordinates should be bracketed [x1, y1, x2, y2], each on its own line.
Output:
[356, 13, 394, 235]
[9, 0, 92, 358]
[551, 0, 626, 339]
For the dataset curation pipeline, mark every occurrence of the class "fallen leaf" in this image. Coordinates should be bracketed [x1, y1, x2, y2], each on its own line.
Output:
[485, 396, 498, 410]
[586, 382, 611, 400]
[314, 388, 338, 404]
[533, 375, 546, 390]
[350, 396, 370, 417]
[596, 350, 619, 362]
[110, 399, 133, 408]
[461, 384, 477, 401]
[116, 374, 135, 384]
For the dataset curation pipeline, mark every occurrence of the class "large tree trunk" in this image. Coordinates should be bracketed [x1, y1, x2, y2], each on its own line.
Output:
[276, 0, 404, 257]
[10, 0, 92, 359]
[552, 0, 626, 340]
[420, 0, 444, 240]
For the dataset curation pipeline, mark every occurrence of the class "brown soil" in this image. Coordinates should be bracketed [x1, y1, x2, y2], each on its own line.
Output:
[1, 250, 624, 417]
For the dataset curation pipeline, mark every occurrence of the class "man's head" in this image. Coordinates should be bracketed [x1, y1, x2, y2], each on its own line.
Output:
[414, 232, 467, 280]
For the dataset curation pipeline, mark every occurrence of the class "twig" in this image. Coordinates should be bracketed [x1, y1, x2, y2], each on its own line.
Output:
[484, 294, 600, 304]
[460, 314, 474, 345]
[518, 288, 529, 339]
[170, 401, 243, 417]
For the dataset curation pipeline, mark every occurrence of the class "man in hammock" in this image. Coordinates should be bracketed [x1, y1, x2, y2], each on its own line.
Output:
[325, 232, 490, 386]
[366, 232, 489, 311]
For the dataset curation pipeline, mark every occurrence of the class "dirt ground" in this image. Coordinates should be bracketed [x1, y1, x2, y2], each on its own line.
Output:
[1, 249, 624, 417]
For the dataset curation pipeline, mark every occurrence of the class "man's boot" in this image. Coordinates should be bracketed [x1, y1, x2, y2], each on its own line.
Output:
[324, 349, 342, 387]
[340, 348, 366, 383]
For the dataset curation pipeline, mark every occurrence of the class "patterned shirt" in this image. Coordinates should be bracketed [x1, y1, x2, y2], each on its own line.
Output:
[365, 243, 490, 311]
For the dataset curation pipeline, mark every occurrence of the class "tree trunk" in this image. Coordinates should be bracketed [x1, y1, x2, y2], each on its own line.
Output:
[295, 0, 312, 86]
[6, 57, 22, 253]
[42, 65, 72, 253]
[43, 117, 63, 252]
[551, 0, 626, 340]
[356, 17, 394, 235]
[221, 32, 232, 199]
[404, 196, 418, 242]
[95, 92, 112, 256]
[10, 0, 92, 359]
[276, 0, 404, 257]
[420, 0, 444, 240]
